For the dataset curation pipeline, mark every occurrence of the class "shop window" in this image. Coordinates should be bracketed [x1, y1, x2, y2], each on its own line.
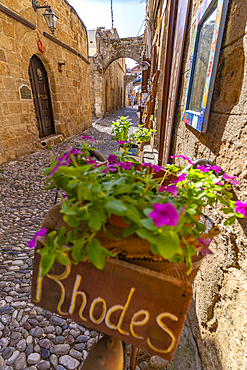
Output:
[182, 0, 229, 132]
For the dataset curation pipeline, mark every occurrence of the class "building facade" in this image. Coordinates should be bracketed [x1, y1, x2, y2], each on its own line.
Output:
[145, 0, 247, 369]
[0, 0, 91, 164]
[89, 27, 126, 119]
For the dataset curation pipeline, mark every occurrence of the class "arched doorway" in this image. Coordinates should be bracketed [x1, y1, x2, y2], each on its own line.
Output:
[28, 55, 55, 138]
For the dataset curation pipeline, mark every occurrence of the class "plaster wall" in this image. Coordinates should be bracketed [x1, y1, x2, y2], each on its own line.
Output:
[0, 0, 91, 164]
[171, 0, 247, 369]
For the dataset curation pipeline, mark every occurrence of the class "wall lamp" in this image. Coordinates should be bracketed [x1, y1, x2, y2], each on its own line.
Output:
[32, 0, 58, 34]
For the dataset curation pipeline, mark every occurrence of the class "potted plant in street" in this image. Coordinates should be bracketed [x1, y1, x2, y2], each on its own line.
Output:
[110, 116, 156, 162]
[29, 141, 246, 277]
[29, 140, 247, 362]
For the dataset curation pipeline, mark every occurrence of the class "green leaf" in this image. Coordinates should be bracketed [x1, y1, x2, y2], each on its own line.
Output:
[220, 207, 233, 214]
[224, 215, 236, 226]
[150, 243, 159, 254]
[143, 208, 153, 217]
[123, 223, 139, 237]
[139, 218, 156, 230]
[154, 231, 181, 260]
[39, 251, 58, 277]
[105, 199, 127, 215]
[46, 231, 57, 248]
[136, 228, 154, 239]
[57, 227, 65, 247]
[88, 209, 102, 231]
[85, 238, 105, 269]
[65, 230, 73, 245]
[114, 184, 133, 195]
[56, 252, 71, 265]
[126, 205, 140, 223]
[101, 247, 116, 257]
[63, 215, 81, 227]
[72, 237, 86, 261]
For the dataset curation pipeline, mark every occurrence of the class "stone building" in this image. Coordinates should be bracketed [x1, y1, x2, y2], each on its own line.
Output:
[0, 0, 91, 164]
[88, 27, 126, 119]
[145, 0, 247, 369]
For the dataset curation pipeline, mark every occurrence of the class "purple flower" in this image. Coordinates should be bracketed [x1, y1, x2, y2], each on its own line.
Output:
[101, 163, 118, 173]
[216, 182, 223, 186]
[158, 185, 165, 193]
[163, 184, 178, 197]
[170, 155, 194, 165]
[117, 141, 130, 145]
[108, 154, 118, 163]
[148, 203, 180, 228]
[81, 135, 96, 141]
[235, 201, 247, 217]
[86, 156, 97, 165]
[118, 162, 134, 170]
[151, 165, 163, 173]
[223, 173, 239, 186]
[28, 228, 47, 249]
[197, 237, 213, 256]
[205, 164, 222, 174]
[141, 162, 152, 168]
[57, 152, 70, 163]
[171, 173, 187, 184]
[197, 165, 210, 173]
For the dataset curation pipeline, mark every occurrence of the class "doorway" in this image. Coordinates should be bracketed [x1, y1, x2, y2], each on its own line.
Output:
[29, 55, 55, 138]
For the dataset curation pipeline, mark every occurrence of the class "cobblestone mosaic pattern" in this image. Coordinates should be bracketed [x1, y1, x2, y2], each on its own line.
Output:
[0, 108, 168, 370]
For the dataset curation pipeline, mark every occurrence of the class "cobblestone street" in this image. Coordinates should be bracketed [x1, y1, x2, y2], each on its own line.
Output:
[0, 108, 167, 370]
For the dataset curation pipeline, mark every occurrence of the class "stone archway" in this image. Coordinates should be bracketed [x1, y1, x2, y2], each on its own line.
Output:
[101, 36, 144, 73]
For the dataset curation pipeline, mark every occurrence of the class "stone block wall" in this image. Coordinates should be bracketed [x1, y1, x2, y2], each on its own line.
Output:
[170, 0, 247, 369]
[0, 0, 91, 164]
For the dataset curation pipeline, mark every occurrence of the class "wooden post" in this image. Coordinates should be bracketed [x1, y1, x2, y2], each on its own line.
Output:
[158, 0, 178, 165]
[162, 0, 191, 166]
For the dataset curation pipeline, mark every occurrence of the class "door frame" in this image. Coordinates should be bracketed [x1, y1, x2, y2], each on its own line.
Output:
[29, 55, 55, 138]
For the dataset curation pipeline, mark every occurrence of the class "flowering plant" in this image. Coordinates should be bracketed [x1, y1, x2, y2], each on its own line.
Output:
[29, 142, 246, 277]
[110, 116, 156, 148]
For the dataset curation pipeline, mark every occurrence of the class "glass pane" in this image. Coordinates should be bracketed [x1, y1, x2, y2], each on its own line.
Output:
[188, 4, 217, 112]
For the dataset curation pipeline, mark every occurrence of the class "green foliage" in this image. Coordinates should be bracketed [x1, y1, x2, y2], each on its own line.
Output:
[130, 125, 156, 144]
[36, 140, 244, 277]
[110, 116, 132, 142]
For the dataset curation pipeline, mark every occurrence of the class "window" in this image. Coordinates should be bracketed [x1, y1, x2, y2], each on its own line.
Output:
[182, 0, 229, 132]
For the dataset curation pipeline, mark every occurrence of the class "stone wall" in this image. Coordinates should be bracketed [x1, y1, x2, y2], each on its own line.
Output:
[171, 0, 247, 369]
[0, 0, 91, 164]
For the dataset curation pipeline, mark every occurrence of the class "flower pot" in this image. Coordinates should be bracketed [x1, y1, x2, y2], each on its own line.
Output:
[119, 144, 143, 163]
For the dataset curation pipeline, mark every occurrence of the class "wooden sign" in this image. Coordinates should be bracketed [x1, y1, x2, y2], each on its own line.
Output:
[162, 0, 191, 166]
[32, 254, 192, 361]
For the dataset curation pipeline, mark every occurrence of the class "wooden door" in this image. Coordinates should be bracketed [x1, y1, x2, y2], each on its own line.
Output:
[29, 55, 55, 138]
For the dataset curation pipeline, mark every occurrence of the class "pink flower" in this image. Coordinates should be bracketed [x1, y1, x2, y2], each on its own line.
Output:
[235, 201, 247, 217]
[101, 163, 118, 173]
[118, 162, 134, 170]
[172, 173, 187, 184]
[86, 156, 97, 165]
[108, 154, 118, 163]
[205, 164, 222, 174]
[197, 165, 210, 173]
[163, 184, 178, 197]
[81, 135, 96, 141]
[28, 228, 47, 249]
[223, 173, 239, 186]
[197, 237, 213, 256]
[148, 203, 180, 228]
[117, 141, 130, 145]
[170, 155, 194, 165]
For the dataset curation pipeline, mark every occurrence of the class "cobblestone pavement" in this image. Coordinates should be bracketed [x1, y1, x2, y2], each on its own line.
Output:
[0, 107, 167, 370]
